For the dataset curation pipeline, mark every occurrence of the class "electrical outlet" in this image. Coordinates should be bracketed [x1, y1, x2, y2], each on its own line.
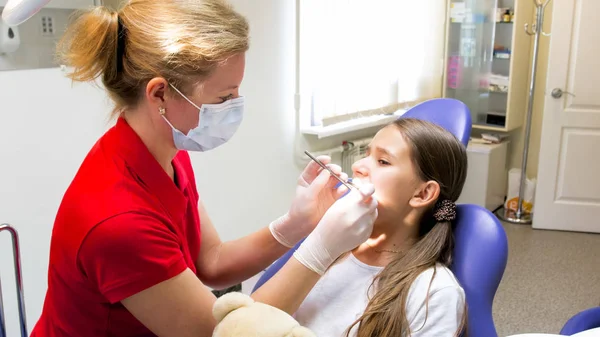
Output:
[41, 16, 55, 37]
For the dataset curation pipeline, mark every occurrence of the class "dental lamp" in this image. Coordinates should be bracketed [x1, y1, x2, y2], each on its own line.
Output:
[2, 0, 52, 26]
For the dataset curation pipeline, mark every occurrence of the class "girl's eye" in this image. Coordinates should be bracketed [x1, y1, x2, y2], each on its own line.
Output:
[378, 159, 390, 165]
[219, 94, 233, 103]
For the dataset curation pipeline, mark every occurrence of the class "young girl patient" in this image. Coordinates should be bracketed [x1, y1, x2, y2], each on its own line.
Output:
[294, 118, 468, 337]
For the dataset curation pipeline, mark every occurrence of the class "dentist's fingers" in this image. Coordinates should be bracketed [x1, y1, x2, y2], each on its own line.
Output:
[325, 163, 342, 175]
[358, 184, 375, 198]
[334, 181, 375, 201]
[323, 164, 344, 184]
[356, 183, 376, 204]
[370, 208, 379, 223]
[308, 165, 336, 191]
[324, 167, 348, 190]
[310, 163, 350, 193]
[299, 155, 332, 185]
[366, 194, 378, 212]
[334, 183, 350, 199]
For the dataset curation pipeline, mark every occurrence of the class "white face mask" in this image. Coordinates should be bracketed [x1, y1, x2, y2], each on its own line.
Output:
[163, 84, 244, 152]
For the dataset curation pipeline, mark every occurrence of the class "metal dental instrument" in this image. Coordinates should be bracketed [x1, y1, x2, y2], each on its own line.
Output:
[304, 150, 357, 191]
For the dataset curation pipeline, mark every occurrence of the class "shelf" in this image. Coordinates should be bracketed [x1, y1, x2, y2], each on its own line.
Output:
[483, 111, 507, 116]
[451, 21, 514, 25]
[443, 0, 535, 133]
[477, 89, 509, 95]
[473, 123, 508, 131]
[300, 110, 406, 139]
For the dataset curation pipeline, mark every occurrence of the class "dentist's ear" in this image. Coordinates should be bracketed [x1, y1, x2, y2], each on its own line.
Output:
[146, 77, 168, 105]
[409, 181, 440, 209]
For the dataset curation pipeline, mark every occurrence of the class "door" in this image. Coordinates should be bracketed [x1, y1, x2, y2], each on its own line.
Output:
[533, 0, 600, 233]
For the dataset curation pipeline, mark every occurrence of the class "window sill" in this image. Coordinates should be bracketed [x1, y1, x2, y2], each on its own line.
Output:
[300, 110, 407, 139]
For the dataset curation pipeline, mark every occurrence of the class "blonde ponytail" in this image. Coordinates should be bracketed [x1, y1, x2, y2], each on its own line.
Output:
[57, 7, 119, 85]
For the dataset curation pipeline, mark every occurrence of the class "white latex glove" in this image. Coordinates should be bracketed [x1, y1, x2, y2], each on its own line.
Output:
[293, 184, 378, 275]
[269, 156, 349, 248]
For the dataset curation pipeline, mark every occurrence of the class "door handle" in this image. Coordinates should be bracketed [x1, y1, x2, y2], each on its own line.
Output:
[551, 88, 575, 99]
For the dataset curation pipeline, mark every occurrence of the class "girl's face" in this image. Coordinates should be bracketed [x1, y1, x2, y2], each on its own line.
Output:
[352, 125, 437, 226]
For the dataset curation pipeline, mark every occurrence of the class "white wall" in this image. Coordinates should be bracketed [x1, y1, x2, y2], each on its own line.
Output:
[0, 68, 114, 335]
[0, 0, 299, 334]
[191, 0, 299, 242]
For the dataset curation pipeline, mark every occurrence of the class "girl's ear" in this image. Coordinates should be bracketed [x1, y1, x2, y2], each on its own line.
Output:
[409, 180, 440, 209]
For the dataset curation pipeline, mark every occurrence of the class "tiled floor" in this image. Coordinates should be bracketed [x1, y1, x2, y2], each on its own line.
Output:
[241, 223, 600, 336]
[493, 222, 600, 336]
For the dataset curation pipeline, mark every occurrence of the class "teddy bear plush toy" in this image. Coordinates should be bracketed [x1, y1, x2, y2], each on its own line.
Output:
[212, 292, 316, 337]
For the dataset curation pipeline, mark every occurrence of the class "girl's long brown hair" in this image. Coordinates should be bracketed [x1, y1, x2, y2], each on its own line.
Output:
[347, 118, 469, 337]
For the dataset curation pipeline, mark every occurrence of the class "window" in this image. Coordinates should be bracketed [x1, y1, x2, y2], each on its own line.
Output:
[298, 0, 448, 137]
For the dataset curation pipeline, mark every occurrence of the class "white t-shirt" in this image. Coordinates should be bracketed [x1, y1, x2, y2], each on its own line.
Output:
[294, 253, 465, 337]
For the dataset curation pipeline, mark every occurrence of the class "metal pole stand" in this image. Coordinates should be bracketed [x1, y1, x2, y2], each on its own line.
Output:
[0, 224, 28, 337]
[495, 0, 552, 225]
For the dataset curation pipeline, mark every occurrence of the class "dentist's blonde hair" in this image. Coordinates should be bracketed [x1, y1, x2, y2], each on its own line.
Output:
[57, 0, 249, 115]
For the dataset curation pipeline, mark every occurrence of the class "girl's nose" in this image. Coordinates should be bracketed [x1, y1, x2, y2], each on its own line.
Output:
[351, 157, 370, 179]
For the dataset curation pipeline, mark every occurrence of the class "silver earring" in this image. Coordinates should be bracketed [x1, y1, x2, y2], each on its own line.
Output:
[159, 107, 166, 115]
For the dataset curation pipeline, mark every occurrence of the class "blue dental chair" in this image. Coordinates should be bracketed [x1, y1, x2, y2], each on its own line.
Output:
[560, 306, 600, 335]
[253, 98, 509, 337]
[401, 98, 472, 146]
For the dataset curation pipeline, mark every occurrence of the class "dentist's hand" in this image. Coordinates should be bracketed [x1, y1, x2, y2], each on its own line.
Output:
[293, 184, 378, 275]
[269, 155, 349, 248]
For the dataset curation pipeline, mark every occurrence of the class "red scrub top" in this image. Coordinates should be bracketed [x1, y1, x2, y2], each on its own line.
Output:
[30, 118, 202, 337]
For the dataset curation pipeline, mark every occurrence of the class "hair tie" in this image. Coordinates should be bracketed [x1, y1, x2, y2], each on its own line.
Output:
[433, 199, 456, 222]
[116, 15, 126, 73]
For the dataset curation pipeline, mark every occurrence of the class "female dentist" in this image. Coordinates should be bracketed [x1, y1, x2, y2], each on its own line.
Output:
[28, 1, 378, 337]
